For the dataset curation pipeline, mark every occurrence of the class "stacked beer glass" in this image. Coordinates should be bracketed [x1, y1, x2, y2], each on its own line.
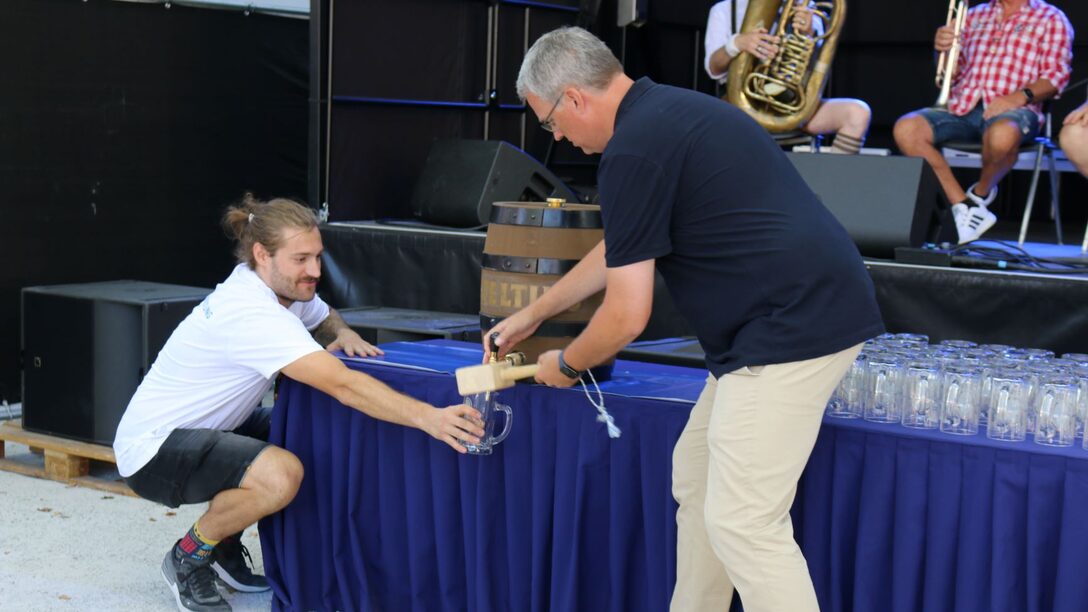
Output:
[826, 333, 1088, 448]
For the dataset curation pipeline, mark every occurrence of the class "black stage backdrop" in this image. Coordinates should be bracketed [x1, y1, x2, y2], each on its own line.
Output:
[0, 1, 308, 401]
[319, 0, 1088, 223]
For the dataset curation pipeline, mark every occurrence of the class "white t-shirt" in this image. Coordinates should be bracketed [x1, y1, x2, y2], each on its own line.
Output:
[704, 0, 823, 83]
[113, 264, 330, 476]
[705, 0, 750, 83]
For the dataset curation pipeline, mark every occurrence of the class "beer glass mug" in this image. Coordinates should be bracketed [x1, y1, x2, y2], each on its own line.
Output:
[1021, 362, 1057, 433]
[1075, 374, 1088, 438]
[462, 393, 513, 455]
[939, 339, 977, 349]
[939, 365, 981, 435]
[986, 369, 1029, 442]
[827, 353, 868, 418]
[864, 354, 903, 423]
[901, 361, 941, 429]
[1023, 348, 1055, 361]
[891, 332, 929, 345]
[977, 358, 1013, 425]
[1033, 377, 1077, 447]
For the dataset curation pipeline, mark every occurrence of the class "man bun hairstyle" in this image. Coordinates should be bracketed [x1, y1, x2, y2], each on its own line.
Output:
[222, 192, 319, 269]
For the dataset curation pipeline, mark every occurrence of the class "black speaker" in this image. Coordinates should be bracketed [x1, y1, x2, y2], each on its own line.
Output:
[22, 281, 211, 445]
[410, 139, 578, 227]
[785, 153, 955, 258]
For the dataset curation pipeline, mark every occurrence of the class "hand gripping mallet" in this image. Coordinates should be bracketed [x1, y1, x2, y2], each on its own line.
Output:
[455, 333, 538, 396]
[455, 351, 538, 396]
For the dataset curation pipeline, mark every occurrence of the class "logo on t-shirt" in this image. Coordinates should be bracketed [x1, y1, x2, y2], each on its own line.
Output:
[201, 299, 213, 319]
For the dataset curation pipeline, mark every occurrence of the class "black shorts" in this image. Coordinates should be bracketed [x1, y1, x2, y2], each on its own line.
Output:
[125, 407, 273, 508]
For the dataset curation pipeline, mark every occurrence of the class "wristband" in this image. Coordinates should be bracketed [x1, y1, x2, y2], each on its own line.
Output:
[724, 34, 741, 58]
[557, 350, 583, 379]
[1022, 88, 1035, 104]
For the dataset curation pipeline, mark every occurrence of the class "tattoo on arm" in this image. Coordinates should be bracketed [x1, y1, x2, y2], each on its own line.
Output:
[312, 308, 351, 347]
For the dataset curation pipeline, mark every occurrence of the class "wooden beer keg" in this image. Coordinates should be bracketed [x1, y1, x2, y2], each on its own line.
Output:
[480, 199, 613, 380]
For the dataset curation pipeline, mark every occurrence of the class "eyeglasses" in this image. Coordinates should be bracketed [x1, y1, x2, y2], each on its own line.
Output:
[539, 92, 564, 132]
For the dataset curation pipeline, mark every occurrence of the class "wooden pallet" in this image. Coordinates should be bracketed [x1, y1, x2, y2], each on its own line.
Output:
[0, 420, 135, 497]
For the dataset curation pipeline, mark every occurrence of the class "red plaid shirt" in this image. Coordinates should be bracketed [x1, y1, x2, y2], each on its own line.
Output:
[949, 0, 1073, 121]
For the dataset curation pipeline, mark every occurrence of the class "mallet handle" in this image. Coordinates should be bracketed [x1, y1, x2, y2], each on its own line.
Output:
[501, 364, 539, 382]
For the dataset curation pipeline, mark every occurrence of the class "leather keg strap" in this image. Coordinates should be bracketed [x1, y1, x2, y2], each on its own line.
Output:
[481, 253, 580, 275]
[479, 315, 588, 337]
[489, 204, 602, 229]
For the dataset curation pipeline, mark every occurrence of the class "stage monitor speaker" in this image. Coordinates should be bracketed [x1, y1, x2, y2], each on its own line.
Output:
[785, 153, 955, 258]
[410, 139, 578, 228]
[22, 281, 211, 446]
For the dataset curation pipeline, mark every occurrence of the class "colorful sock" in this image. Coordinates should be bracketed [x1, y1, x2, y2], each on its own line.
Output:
[174, 521, 220, 562]
[830, 132, 863, 155]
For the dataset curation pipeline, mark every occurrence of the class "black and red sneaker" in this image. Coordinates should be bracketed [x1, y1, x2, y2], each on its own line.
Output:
[161, 544, 231, 611]
[211, 536, 270, 593]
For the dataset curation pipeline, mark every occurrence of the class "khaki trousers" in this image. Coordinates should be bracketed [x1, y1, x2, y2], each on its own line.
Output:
[670, 343, 863, 612]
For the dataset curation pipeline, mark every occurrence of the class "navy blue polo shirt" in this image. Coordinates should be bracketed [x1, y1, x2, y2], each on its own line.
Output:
[599, 78, 884, 377]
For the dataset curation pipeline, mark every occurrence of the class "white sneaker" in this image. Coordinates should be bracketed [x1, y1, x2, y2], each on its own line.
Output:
[965, 183, 997, 207]
[958, 205, 997, 244]
[951, 203, 971, 242]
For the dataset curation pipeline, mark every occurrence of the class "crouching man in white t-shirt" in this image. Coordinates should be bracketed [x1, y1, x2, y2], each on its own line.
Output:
[113, 194, 485, 612]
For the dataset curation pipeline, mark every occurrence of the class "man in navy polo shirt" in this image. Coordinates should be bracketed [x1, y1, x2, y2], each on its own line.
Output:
[487, 27, 884, 612]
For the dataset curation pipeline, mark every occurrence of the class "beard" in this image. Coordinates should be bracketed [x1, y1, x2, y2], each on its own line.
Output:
[268, 262, 319, 305]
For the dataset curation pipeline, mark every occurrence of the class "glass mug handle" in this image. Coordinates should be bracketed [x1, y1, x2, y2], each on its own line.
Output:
[490, 403, 513, 445]
[995, 386, 1011, 421]
[1040, 390, 1055, 420]
[912, 377, 929, 414]
[946, 381, 961, 418]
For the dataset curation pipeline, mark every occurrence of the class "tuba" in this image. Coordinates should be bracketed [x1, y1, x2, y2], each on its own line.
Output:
[725, 0, 846, 133]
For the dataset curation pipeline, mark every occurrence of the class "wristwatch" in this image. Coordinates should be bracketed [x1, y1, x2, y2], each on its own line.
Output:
[557, 350, 583, 380]
[1022, 88, 1035, 104]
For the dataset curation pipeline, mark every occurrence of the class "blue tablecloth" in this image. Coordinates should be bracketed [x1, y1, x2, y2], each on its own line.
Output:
[260, 341, 1088, 612]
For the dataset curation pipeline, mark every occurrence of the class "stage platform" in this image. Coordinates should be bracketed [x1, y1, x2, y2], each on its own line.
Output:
[319, 220, 1088, 358]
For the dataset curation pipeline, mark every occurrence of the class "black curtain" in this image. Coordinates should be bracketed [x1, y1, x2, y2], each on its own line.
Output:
[0, 0, 309, 401]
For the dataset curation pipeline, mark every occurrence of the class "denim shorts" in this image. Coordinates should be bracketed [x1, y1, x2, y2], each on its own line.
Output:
[918, 105, 1039, 146]
[125, 407, 273, 508]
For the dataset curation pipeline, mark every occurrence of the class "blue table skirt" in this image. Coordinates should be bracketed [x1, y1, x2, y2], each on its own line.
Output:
[260, 341, 1088, 612]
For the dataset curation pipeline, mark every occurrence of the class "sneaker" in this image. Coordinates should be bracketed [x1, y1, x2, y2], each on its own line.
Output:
[211, 537, 270, 593]
[951, 203, 971, 242]
[958, 205, 998, 244]
[965, 182, 997, 207]
[161, 545, 232, 611]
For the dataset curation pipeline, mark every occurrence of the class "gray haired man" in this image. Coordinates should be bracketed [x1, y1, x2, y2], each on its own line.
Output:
[487, 26, 883, 612]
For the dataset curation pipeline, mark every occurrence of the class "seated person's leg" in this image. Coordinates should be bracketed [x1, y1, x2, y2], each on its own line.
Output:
[896, 106, 999, 243]
[974, 108, 1039, 204]
[1060, 122, 1088, 176]
[894, 107, 979, 205]
[953, 109, 1041, 242]
[804, 98, 871, 154]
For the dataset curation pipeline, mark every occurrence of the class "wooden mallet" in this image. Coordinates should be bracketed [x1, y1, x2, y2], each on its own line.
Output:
[455, 356, 539, 396]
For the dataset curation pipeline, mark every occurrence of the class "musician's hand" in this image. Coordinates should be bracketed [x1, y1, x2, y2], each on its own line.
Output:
[1063, 102, 1088, 127]
[736, 28, 780, 61]
[935, 25, 956, 52]
[792, 3, 814, 36]
[983, 93, 1025, 120]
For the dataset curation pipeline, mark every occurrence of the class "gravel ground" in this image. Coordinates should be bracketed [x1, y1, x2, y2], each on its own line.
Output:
[0, 442, 273, 611]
